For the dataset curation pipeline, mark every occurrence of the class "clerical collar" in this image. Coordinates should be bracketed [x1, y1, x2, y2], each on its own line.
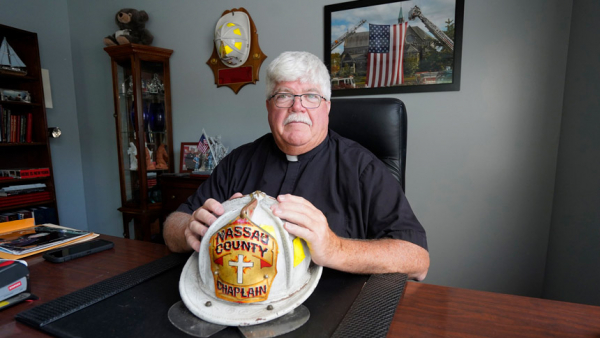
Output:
[271, 132, 329, 162]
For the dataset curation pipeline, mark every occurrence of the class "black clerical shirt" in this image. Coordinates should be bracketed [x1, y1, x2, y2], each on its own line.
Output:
[177, 130, 427, 250]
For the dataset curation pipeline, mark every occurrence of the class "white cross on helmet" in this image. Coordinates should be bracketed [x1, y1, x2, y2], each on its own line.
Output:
[179, 191, 323, 326]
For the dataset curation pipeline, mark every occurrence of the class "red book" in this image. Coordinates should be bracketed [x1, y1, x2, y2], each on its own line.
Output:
[0, 192, 50, 201]
[15, 115, 21, 143]
[0, 200, 49, 208]
[19, 168, 51, 178]
[20, 115, 25, 142]
[10, 115, 16, 143]
[26, 112, 32, 142]
[0, 192, 51, 206]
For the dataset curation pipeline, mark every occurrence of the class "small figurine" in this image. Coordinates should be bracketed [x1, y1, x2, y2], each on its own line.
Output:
[156, 144, 169, 169]
[207, 134, 228, 166]
[128, 142, 138, 170]
[145, 144, 155, 170]
[125, 75, 134, 96]
[103, 9, 154, 46]
[206, 152, 214, 171]
[193, 152, 201, 171]
[147, 73, 163, 94]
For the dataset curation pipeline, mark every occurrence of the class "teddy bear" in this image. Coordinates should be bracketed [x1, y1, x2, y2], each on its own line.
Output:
[103, 8, 154, 46]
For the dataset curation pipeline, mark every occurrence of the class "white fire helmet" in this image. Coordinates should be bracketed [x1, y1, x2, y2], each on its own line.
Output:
[179, 191, 323, 326]
[214, 11, 251, 68]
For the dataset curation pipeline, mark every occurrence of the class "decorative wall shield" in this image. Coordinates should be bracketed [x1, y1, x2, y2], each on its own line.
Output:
[206, 8, 267, 94]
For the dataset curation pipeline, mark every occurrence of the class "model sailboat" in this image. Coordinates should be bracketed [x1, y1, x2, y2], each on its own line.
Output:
[0, 37, 27, 76]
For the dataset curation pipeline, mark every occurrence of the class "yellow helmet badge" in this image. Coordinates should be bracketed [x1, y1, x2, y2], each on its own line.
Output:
[209, 215, 278, 303]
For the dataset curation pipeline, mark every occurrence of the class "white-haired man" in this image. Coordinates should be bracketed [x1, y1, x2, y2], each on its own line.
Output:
[163, 51, 429, 280]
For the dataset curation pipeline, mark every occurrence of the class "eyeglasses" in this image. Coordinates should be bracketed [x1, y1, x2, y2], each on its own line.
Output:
[268, 93, 326, 109]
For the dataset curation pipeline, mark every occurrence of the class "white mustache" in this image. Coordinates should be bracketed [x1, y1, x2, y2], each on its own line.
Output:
[284, 113, 313, 126]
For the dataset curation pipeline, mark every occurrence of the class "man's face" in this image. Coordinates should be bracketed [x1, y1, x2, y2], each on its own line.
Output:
[266, 81, 330, 156]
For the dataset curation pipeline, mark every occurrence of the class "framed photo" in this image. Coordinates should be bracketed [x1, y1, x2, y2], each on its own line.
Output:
[324, 0, 464, 96]
[0, 88, 31, 102]
[179, 142, 199, 173]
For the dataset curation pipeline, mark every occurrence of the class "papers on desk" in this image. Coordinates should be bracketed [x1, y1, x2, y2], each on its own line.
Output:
[0, 221, 98, 259]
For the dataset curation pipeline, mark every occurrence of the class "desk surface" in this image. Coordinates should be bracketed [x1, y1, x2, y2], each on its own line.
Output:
[3, 235, 600, 338]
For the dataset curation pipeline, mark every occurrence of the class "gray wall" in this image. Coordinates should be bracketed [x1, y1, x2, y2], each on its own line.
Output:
[543, 0, 600, 306]
[0, 0, 88, 231]
[6, 0, 597, 303]
[63, 0, 571, 298]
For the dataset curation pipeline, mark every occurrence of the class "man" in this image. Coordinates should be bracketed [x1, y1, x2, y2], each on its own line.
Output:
[164, 51, 429, 280]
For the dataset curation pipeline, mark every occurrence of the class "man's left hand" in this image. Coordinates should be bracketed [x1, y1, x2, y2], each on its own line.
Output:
[270, 194, 341, 266]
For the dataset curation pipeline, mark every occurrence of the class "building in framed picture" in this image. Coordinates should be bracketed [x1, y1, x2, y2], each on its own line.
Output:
[326, 0, 464, 96]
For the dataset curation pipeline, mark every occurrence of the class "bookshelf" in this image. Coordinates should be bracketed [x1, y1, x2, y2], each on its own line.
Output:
[0, 24, 58, 224]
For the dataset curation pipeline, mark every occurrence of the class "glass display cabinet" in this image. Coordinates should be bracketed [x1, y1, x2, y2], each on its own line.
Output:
[104, 44, 174, 241]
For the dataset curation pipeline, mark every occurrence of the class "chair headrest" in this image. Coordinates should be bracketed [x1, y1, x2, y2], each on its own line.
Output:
[329, 98, 407, 190]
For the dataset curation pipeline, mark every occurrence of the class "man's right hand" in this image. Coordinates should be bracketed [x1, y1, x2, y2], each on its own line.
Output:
[185, 193, 243, 251]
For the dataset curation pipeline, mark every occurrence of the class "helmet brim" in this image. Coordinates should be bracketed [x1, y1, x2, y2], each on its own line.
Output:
[180, 251, 322, 326]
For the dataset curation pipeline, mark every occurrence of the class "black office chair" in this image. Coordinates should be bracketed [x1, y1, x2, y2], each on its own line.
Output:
[328, 98, 408, 191]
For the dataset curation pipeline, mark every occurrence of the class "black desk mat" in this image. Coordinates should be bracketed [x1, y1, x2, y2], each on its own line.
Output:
[17, 254, 407, 338]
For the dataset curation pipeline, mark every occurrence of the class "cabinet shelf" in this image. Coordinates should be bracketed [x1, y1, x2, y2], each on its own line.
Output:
[119, 92, 165, 99]
[126, 169, 169, 172]
[120, 131, 167, 136]
[0, 100, 41, 107]
[0, 73, 37, 81]
[0, 142, 47, 147]
[0, 177, 52, 185]
[0, 198, 55, 213]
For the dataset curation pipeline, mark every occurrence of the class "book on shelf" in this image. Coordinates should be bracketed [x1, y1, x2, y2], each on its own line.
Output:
[26, 112, 32, 142]
[2, 105, 11, 143]
[0, 104, 3, 142]
[0, 168, 50, 179]
[0, 183, 46, 196]
[0, 192, 52, 207]
[10, 114, 16, 142]
[0, 210, 34, 222]
[15, 210, 33, 219]
[0, 105, 32, 143]
[0, 212, 19, 222]
[1, 206, 57, 225]
[20, 114, 25, 142]
[0, 218, 98, 260]
[30, 206, 57, 225]
[0, 104, 5, 142]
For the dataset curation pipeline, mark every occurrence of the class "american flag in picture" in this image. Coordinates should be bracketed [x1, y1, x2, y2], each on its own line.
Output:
[365, 22, 408, 88]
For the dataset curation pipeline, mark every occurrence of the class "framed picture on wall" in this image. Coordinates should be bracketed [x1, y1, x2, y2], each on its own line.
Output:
[324, 0, 464, 97]
[179, 142, 198, 173]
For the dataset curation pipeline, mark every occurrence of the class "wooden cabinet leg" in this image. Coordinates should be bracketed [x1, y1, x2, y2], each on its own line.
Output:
[122, 214, 131, 239]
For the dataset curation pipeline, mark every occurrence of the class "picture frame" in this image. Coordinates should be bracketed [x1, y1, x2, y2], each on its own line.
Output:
[179, 142, 198, 173]
[324, 0, 464, 97]
[0, 88, 31, 102]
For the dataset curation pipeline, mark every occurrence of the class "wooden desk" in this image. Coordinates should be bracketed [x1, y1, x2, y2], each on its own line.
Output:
[0, 235, 171, 337]
[3, 236, 600, 337]
[391, 282, 600, 337]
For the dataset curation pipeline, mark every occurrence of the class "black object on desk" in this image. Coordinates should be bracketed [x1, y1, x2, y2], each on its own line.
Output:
[16, 254, 407, 337]
[42, 239, 114, 263]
